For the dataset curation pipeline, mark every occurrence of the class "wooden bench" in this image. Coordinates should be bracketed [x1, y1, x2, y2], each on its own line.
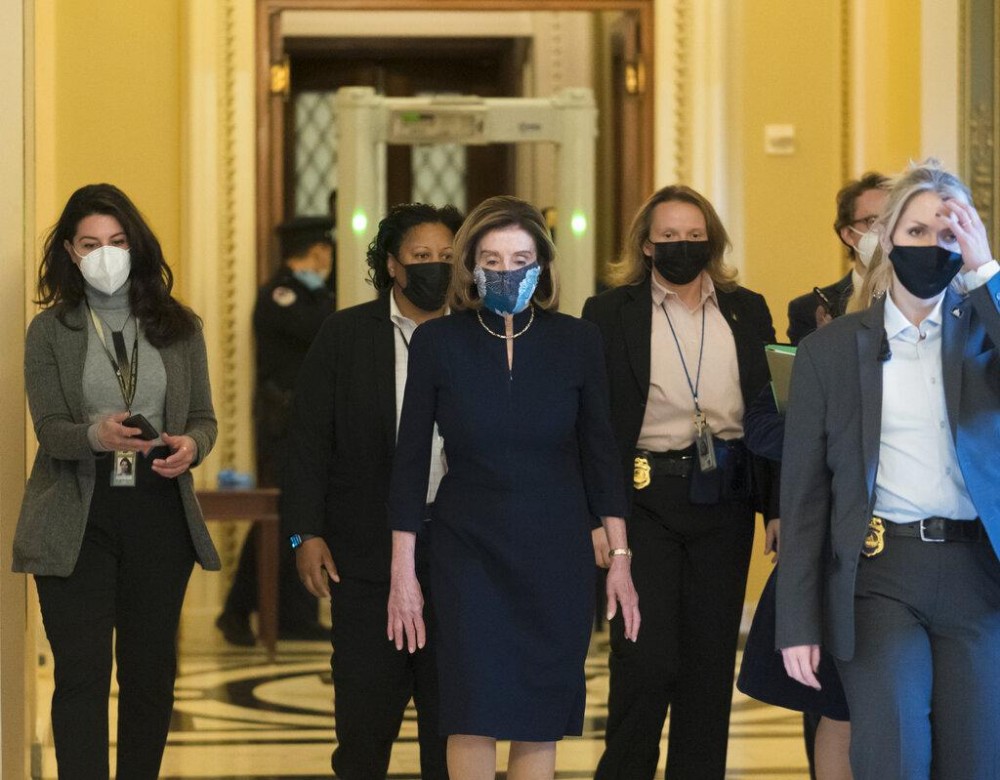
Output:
[196, 488, 280, 660]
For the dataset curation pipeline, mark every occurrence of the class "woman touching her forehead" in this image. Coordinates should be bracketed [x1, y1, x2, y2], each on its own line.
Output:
[777, 160, 1000, 779]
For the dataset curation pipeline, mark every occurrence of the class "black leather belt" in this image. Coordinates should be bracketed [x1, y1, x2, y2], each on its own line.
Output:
[883, 516, 984, 543]
[636, 449, 694, 478]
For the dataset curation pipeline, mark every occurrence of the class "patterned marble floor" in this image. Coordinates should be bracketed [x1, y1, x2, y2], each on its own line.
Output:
[36, 614, 811, 779]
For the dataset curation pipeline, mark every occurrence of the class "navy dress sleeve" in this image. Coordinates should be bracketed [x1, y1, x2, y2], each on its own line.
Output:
[744, 384, 785, 462]
[387, 321, 439, 534]
[576, 324, 628, 519]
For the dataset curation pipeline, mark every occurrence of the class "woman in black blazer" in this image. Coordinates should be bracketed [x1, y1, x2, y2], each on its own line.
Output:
[583, 184, 779, 779]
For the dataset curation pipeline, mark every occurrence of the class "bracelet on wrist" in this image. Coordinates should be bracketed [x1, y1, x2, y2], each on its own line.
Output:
[608, 547, 633, 559]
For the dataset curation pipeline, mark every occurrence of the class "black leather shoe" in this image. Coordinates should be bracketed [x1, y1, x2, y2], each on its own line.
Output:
[278, 622, 330, 642]
[216, 611, 256, 647]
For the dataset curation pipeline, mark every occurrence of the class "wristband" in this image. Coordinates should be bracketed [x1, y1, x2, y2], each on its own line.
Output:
[608, 547, 633, 558]
[289, 533, 316, 550]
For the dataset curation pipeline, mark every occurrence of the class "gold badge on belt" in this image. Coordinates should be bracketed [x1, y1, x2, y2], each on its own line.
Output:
[862, 516, 886, 558]
[633, 455, 651, 490]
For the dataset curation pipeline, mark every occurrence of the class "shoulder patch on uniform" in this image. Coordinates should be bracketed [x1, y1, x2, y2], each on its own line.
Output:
[272, 286, 297, 307]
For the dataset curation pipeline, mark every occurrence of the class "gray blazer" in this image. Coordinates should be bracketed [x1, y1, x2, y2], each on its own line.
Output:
[13, 304, 221, 576]
[776, 277, 1000, 660]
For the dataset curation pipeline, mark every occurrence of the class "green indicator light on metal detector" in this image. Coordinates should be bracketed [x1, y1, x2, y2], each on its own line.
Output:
[571, 211, 588, 236]
[352, 210, 368, 234]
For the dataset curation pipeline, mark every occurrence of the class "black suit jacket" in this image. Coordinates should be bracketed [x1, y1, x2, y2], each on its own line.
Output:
[581, 275, 780, 520]
[282, 295, 399, 582]
[776, 278, 1000, 660]
[786, 272, 853, 345]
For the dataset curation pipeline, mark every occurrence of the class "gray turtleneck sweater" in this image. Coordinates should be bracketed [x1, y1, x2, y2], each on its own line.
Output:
[83, 282, 167, 450]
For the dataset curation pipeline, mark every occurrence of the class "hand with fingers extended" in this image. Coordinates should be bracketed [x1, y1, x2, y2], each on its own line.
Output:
[294, 537, 340, 599]
[387, 568, 425, 654]
[387, 530, 426, 653]
[151, 432, 198, 478]
[606, 556, 641, 642]
[95, 411, 157, 455]
[942, 198, 993, 271]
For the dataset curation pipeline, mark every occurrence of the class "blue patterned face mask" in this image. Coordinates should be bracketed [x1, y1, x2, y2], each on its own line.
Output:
[473, 262, 541, 315]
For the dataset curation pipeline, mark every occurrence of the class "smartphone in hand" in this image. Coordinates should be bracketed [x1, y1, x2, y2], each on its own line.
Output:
[122, 413, 159, 441]
[813, 286, 834, 312]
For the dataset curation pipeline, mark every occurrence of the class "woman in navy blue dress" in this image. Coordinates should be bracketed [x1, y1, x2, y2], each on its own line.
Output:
[387, 196, 640, 780]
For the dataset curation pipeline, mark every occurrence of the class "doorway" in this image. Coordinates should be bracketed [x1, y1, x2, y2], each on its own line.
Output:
[255, 1, 655, 291]
[283, 36, 522, 231]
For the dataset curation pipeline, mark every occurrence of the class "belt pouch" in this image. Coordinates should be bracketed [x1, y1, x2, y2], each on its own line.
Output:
[689, 440, 748, 505]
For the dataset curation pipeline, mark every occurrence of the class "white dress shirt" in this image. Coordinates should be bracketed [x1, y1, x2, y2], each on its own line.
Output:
[390, 292, 447, 506]
[873, 284, 984, 523]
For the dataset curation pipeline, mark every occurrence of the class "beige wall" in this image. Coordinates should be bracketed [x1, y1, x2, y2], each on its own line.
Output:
[37, 0, 185, 282]
[2, 0, 31, 776]
[732, 0, 922, 343]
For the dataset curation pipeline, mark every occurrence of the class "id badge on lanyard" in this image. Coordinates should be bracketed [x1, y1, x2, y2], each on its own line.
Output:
[111, 451, 137, 487]
[663, 301, 717, 473]
[89, 306, 140, 488]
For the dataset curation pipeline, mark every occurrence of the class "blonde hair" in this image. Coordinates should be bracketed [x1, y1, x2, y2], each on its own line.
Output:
[604, 184, 739, 291]
[848, 159, 972, 312]
[845, 246, 885, 314]
[448, 196, 559, 311]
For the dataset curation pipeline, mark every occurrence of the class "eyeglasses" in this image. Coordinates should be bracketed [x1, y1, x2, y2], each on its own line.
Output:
[850, 215, 879, 230]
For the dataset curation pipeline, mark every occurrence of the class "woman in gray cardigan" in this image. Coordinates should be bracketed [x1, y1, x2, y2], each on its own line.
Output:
[14, 184, 219, 779]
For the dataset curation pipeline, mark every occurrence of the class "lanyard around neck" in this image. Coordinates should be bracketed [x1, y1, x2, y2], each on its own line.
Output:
[88, 305, 138, 412]
[661, 300, 706, 415]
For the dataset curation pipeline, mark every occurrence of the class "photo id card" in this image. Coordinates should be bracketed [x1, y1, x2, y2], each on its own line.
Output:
[111, 450, 137, 487]
[695, 417, 717, 473]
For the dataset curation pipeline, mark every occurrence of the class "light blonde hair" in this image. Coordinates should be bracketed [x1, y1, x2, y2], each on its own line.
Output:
[449, 196, 560, 311]
[848, 159, 972, 312]
[604, 184, 739, 291]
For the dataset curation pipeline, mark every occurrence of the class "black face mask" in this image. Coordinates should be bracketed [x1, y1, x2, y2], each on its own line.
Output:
[888, 245, 963, 299]
[399, 261, 452, 312]
[652, 241, 711, 285]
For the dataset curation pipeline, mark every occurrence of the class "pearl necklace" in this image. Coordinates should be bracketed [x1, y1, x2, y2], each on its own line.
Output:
[476, 305, 535, 340]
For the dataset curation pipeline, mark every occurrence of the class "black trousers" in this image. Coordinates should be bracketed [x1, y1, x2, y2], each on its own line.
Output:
[329, 535, 447, 780]
[35, 449, 195, 780]
[596, 472, 754, 780]
[835, 534, 1000, 779]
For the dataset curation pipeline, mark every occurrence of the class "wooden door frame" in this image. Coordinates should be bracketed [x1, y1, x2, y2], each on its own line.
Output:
[255, 0, 655, 281]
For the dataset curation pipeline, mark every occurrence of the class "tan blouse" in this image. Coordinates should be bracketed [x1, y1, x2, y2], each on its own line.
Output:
[636, 273, 744, 452]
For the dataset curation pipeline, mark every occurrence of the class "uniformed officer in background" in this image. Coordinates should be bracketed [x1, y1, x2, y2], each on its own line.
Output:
[216, 216, 336, 645]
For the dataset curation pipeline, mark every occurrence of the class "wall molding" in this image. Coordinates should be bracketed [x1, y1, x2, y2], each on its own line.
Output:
[960, 0, 999, 249]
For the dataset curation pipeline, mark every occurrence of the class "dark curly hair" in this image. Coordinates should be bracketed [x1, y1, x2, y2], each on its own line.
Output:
[366, 203, 464, 293]
[36, 183, 200, 348]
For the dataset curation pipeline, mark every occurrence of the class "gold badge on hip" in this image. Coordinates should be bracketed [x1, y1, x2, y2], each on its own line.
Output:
[862, 516, 886, 558]
[633, 455, 651, 490]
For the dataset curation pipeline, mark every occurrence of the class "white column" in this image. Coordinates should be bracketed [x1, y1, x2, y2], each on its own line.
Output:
[554, 88, 598, 315]
[335, 87, 382, 310]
